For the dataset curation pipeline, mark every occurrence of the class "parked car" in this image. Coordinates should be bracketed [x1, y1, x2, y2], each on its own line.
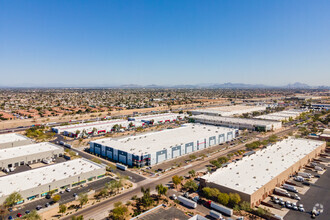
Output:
[65, 188, 71, 192]
[46, 194, 51, 199]
[314, 174, 321, 178]
[73, 193, 77, 197]
[8, 216, 13, 220]
[302, 182, 311, 186]
[8, 208, 13, 212]
[299, 204, 305, 212]
[286, 201, 292, 209]
[25, 210, 30, 214]
[36, 205, 42, 210]
[17, 213, 22, 217]
[45, 203, 50, 207]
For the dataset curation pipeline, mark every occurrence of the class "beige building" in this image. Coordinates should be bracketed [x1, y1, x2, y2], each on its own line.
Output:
[0, 133, 33, 150]
[200, 138, 326, 207]
[0, 158, 106, 204]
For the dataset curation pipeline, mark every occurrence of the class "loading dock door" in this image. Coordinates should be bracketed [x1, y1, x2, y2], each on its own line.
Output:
[119, 155, 127, 164]
[186, 145, 193, 154]
[106, 151, 113, 159]
[227, 133, 233, 141]
[209, 138, 216, 146]
[172, 149, 180, 158]
[157, 154, 166, 163]
[219, 135, 225, 144]
[94, 148, 101, 155]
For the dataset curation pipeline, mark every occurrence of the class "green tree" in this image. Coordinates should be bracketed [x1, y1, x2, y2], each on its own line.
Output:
[23, 210, 41, 220]
[71, 216, 84, 220]
[4, 192, 23, 207]
[229, 193, 241, 207]
[202, 187, 220, 200]
[52, 194, 61, 203]
[109, 202, 128, 220]
[217, 156, 229, 164]
[188, 169, 196, 177]
[78, 193, 88, 208]
[172, 175, 183, 189]
[140, 187, 153, 209]
[183, 180, 198, 192]
[217, 193, 229, 206]
[58, 204, 67, 216]
[155, 184, 168, 198]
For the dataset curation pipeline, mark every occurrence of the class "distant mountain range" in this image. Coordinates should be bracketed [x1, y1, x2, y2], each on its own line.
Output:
[0, 82, 329, 89]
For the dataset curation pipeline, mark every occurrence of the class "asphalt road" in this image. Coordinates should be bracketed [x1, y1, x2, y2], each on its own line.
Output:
[6, 177, 113, 219]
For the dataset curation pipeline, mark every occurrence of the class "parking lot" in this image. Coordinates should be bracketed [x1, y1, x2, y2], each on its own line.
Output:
[260, 153, 329, 220]
[6, 177, 113, 219]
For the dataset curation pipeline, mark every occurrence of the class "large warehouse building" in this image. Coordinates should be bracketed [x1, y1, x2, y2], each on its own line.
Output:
[191, 105, 267, 117]
[200, 138, 326, 207]
[0, 142, 64, 170]
[0, 158, 106, 204]
[52, 119, 143, 137]
[191, 115, 282, 132]
[90, 124, 238, 167]
[0, 133, 33, 149]
[255, 109, 308, 121]
[128, 113, 185, 125]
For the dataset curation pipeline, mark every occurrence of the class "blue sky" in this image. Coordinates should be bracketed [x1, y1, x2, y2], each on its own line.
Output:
[0, 0, 329, 86]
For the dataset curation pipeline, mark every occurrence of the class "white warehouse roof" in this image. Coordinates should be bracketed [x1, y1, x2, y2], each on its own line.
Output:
[93, 124, 236, 155]
[0, 142, 62, 160]
[192, 105, 266, 116]
[202, 138, 325, 195]
[129, 113, 184, 121]
[0, 133, 30, 145]
[192, 115, 281, 127]
[255, 109, 307, 121]
[0, 158, 104, 198]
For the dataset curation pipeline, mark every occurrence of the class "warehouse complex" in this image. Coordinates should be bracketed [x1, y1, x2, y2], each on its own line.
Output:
[0, 158, 106, 204]
[0, 133, 33, 149]
[191, 115, 282, 132]
[52, 119, 143, 137]
[200, 138, 326, 207]
[128, 113, 184, 125]
[0, 142, 64, 170]
[255, 109, 308, 121]
[191, 105, 267, 117]
[90, 124, 238, 167]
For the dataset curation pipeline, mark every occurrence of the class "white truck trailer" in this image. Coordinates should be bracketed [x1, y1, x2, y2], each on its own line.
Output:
[283, 183, 298, 193]
[116, 163, 127, 171]
[274, 187, 291, 197]
[298, 172, 312, 178]
[208, 201, 233, 216]
[209, 210, 223, 220]
[178, 196, 197, 209]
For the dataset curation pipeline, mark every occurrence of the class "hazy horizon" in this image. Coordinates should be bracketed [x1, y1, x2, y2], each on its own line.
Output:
[1, 0, 330, 86]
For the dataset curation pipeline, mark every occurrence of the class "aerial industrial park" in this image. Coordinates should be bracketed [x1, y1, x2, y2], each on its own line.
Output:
[0, 89, 329, 220]
[1, 1, 330, 220]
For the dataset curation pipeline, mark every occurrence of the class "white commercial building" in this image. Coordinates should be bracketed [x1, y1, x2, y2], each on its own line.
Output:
[90, 124, 238, 167]
[128, 113, 185, 125]
[192, 115, 282, 132]
[52, 119, 143, 137]
[0, 142, 64, 170]
[255, 109, 308, 121]
[0, 158, 106, 204]
[0, 133, 33, 149]
[201, 138, 326, 206]
[191, 105, 267, 117]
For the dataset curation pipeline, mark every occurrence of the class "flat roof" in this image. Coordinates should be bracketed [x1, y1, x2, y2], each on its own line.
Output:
[0, 142, 62, 160]
[93, 124, 236, 155]
[192, 115, 280, 126]
[0, 133, 30, 145]
[53, 119, 128, 130]
[254, 109, 306, 121]
[192, 105, 266, 116]
[130, 113, 183, 121]
[0, 158, 104, 198]
[202, 138, 325, 195]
